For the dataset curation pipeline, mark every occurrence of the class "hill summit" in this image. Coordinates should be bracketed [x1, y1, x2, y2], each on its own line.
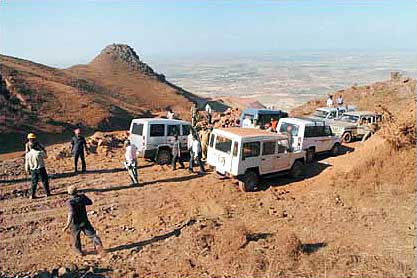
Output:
[90, 44, 164, 80]
[0, 44, 200, 153]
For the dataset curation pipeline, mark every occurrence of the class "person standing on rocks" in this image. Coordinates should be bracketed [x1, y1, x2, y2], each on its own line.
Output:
[326, 95, 334, 108]
[336, 94, 344, 108]
[71, 128, 88, 174]
[63, 185, 104, 256]
[191, 103, 198, 127]
[124, 140, 139, 185]
[25, 144, 51, 199]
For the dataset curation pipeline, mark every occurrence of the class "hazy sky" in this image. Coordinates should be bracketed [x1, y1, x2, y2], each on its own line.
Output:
[1, 0, 415, 67]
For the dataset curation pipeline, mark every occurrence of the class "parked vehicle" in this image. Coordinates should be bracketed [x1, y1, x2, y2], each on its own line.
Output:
[308, 106, 356, 121]
[329, 111, 380, 143]
[129, 118, 192, 164]
[206, 127, 306, 192]
[240, 108, 288, 128]
[277, 118, 341, 163]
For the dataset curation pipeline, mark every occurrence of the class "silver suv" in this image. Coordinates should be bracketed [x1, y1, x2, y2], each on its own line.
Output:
[330, 111, 379, 142]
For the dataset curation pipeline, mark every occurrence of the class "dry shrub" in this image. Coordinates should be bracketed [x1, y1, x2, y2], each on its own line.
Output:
[379, 102, 416, 150]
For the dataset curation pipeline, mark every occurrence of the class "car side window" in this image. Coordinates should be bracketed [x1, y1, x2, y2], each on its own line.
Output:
[167, 125, 180, 136]
[324, 126, 332, 136]
[242, 142, 260, 160]
[209, 134, 215, 148]
[131, 123, 143, 135]
[262, 141, 276, 155]
[233, 141, 239, 157]
[278, 139, 289, 153]
[150, 124, 165, 137]
[182, 125, 190, 136]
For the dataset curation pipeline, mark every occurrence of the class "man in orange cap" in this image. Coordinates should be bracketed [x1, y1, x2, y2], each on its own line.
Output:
[71, 128, 88, 174]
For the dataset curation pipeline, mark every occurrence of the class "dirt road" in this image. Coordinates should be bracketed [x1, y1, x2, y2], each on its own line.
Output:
[0, 136, 415, 277]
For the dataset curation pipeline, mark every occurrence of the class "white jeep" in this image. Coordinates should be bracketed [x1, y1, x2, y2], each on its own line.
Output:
[206, 128, 306, 192]
[277, 118, 341, 163]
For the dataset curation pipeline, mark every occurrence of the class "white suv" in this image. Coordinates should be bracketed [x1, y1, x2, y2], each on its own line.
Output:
[129, 118, 192, 164]
[277, 118, 341, 163]
[207, 127, 306, 192]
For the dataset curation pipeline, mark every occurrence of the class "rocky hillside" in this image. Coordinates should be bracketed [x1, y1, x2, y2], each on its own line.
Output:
[0, 44, 203, 153]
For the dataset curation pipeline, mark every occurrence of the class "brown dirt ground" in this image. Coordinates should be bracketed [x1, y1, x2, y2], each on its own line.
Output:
[0, 131, 415, 277]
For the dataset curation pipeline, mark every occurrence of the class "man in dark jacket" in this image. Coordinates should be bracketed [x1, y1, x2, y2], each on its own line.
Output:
[71, 128, 88, 173]
[63, 185, 104, 256]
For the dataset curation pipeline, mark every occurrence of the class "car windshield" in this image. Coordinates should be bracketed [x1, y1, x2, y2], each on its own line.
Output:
[340, 115, 359, 123]
[313, 110, 328, 118]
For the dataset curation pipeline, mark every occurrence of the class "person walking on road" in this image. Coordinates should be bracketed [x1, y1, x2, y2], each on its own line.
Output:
[71, 128, 88, 174]
[171, 135, 185, 170]
[25, 144, 51, 199]
[63, 185, 104, 256]
[189, 135, 205, 174]
[124, 140, 139, 186]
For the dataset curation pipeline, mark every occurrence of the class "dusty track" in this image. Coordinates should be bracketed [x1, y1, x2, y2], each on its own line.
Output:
[1, 135, 415, 277]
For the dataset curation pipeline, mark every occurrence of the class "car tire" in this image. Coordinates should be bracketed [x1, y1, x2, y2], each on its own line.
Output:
[238, 171, 258, 192]
[290, 160, 305, 179]
[342, 132, 352, 143]
[155, 149, 171, 165]
[306, 148, 315, 163]
[330, 143, 341, 156]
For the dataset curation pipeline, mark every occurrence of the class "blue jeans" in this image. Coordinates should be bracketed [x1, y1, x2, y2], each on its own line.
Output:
[188, 151, 205, 173]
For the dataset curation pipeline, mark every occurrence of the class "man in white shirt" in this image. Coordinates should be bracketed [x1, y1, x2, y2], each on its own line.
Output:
[326, 95, 334, 108]
[336, 95, 344, 108]
[188, 135, 205, 174]
[25, 144, 51, 199]
[167, 109, 175, 119]
[124, 140, 139, 186]
[242, 115, 252, 128]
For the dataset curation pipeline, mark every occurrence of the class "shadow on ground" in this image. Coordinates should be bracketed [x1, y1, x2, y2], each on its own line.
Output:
[107, 219, 196, 253]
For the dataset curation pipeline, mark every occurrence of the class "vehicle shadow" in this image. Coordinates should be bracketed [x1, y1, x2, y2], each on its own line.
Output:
[106, 219, 196, 253]
[257, 161, 331, 191]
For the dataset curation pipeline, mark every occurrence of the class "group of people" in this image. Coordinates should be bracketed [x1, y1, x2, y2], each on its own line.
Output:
[24, 129, 103, 256]
[326, 94, 344, 108]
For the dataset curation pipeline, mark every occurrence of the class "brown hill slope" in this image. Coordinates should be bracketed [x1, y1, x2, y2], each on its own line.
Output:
[0, 44, 202, 153]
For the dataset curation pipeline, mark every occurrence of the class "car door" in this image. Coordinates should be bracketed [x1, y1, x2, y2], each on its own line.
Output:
[240, 141, 261, 172]
[148, 123, 166, 147]
[260, 141, 277, 174]
[130, 122, 144, 149]
[180, 124, 191, 151]
[275, 139, 291, 170]
[167, 124, 180, 145]
[314, 125, 332, 152]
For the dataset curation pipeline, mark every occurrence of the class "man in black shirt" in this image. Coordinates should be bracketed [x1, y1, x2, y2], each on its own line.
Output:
[63, 185, 104, 255]
[71, 128, 89, 173]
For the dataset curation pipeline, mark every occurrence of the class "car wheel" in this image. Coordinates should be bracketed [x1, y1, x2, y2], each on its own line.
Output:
[342, 132, 352, 143]
[306, 148, 315, 163]
[290, 161, 305, 179]
[155, 149, 171, 165]
[330, 143, 340, 156]
[238, 171, 258, 192]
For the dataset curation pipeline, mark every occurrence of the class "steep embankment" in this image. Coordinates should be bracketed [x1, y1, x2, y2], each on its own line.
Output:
[0, 77, 415, 277]
[0, 44, 202, 153]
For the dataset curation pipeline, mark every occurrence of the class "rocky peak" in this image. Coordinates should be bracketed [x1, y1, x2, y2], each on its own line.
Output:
[93, 44, 165, 81]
